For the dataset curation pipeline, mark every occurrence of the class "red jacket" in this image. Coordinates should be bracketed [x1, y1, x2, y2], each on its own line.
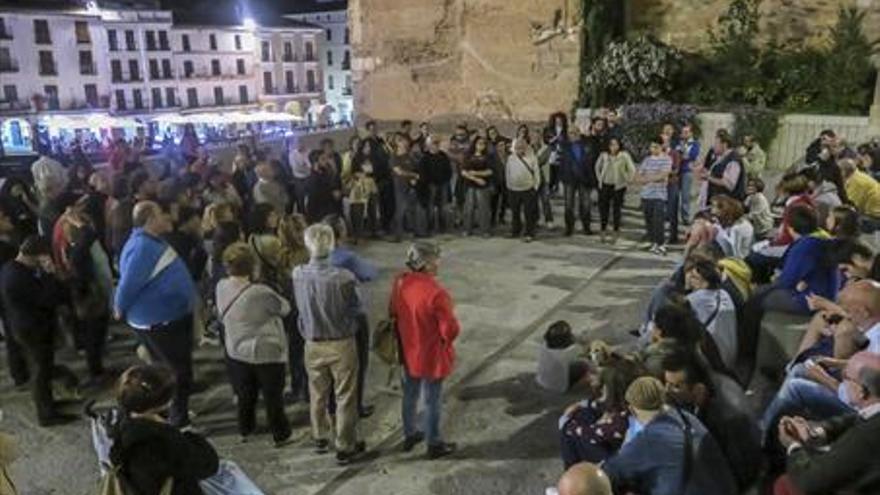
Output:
[772, 194, 815, 246]
[393, 272, 460, 380]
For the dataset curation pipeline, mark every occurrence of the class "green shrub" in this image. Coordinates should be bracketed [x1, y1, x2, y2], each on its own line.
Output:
[583, 36, 683, 106]
[730, 106, 781, 150]
[618, 103, 701, 160]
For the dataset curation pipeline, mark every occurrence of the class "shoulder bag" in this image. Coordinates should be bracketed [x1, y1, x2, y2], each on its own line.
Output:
[373, 273, 405, 366]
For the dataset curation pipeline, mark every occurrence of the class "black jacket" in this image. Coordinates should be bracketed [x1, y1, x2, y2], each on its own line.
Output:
[110, 418, 219, 495]
[419, 151, 453, 186]
[0, 260, 65, 335]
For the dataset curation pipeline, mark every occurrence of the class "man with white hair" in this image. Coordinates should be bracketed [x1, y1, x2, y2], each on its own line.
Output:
[292, 223, 365, 465]
[393, 241, 460, 459]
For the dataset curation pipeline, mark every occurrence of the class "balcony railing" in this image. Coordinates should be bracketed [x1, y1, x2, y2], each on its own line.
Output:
[76, 35, 91, 44]
[0, 60, 19, 73]
[342, 87, 352, 96]
[39, 61, 58, 76]
[305, 54, 316, 62]
[341, 60, 351, 70]
[282, 55, 297, 63]
[0, 30, 13, 40]
[111, 74, 142, 83]
[80, 62, 97, 75]
[183, 71, 251, 80]
[35, 34, 52, 45]
[160, 42, 170, 51]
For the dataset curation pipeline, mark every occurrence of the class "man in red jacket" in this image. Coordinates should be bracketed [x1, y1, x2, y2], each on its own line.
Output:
[393, 241, 460, 459]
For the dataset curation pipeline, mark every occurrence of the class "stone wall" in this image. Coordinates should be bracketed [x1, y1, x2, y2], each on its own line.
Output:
[349, 0, 582, 125]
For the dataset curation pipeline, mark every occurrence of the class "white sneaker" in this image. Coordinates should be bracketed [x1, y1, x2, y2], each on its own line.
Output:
[656, 245, 668, 256]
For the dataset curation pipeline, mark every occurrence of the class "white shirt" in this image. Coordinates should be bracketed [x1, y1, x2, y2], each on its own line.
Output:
[864, 321, 880, 354]
[288, 148, 312, 179]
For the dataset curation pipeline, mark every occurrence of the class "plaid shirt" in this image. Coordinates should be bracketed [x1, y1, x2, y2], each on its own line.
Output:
[292, 257, 362, 341]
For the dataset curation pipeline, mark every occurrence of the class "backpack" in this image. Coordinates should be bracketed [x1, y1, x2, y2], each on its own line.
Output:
[373, 273, 405, 367]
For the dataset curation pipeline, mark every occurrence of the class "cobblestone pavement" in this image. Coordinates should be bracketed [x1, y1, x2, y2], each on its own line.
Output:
[1, 201, 679, 495]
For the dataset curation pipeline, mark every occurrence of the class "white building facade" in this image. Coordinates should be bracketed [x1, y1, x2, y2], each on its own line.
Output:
[285, 0, 352, 125]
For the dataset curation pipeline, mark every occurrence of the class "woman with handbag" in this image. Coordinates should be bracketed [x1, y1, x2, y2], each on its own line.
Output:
[216, 242, 292, 447]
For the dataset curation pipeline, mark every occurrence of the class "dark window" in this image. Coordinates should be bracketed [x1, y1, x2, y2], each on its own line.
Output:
[342, 50, 350, 69]
[149, 59, 159, 79]
[115, 89, 126, 110]
[79, 51, 95, 75]
[345, 27, 349, 44]
[111, 60, 122, 81]
[34, 20, 51, 44]
[182, 34, 191, 52]
[327, 50, 333, 66]
[306, 70, 316, 92]
[285, 70, 294, 92]
[165, 87, 176, 106]
[327, 74, 334, 90]
[3, 85, 17, 103]
[125, 30, 135, 51]
[44, 85, 59, 110]
[213, 86, 223, 105]
[158, 30, 169, 50]
[133, 89, 143, 109]
[234, 34, 241, 50]
[261, 41, 270, 62]
[146, 30, 156, 50]
[283, 42, 293, 62]
[187, 87, 198, 107]
[75, 21, 90, 44]
[0, 18, 10, 40]
[162, 59, 172, 78]
[129, 60, 140, 80]
[209, 34, 217, 50]
[236, 59, 245, 75]
[84, 83, 98, 107]
[152, 87, 162, 108]
[38, 51, 56, 76]
[239, 85, 248, 104]
[211, 59, 221, 76]
[305, 42, 314, 61]
[263, 71, 272, 93]
[108, 30, 118, 51]
[183, 60, 194, 78]
[326, 28, 332, 41]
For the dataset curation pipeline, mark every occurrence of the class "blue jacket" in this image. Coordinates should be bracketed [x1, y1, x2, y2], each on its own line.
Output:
[114, 228, 196, 329]
[776, 234, 839, 311]
[559, 138, 599, 187]
[330, 247, 378, 283]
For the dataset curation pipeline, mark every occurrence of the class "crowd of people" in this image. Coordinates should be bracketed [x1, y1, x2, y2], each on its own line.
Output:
[2, 108, 880, 494]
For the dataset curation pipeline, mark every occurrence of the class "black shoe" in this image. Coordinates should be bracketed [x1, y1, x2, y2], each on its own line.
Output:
[38, 413, 79, 427]
[564, 228, 573, 237]
[273, 432, 294, 449]
[628, 329, 642, 338]
[314, 439, 330, 454]
[358, 405, 375, 419]
[403, 432, 425, 452]
[427, 442, 456, 460]
[336, 441, 366, 465]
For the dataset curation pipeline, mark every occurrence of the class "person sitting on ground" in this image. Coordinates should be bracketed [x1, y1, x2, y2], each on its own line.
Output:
[638, 302, 728, 379]
[683, 258, 739, 372]
[549, 462, 612, 495]
[661, 349, 761, 492]
[802, 166, 842, 229]
[601, 376, 738, 495]
[839, 157, 880, 233]
[109, 365, 219, 494]
[710, 194, 754, 259]
[773, 351, 880, 495]
[537, 320, 589, 393]
[745, 176, 774, 240]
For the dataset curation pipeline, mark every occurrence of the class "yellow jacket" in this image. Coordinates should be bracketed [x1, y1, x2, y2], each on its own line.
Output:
[845, 170, 880, 217]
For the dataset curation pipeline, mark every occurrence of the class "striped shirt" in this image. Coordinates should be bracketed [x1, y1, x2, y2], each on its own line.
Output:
[639, 154, 672, 200]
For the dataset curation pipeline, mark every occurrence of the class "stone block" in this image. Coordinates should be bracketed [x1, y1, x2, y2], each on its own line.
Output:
[754, 311, 811, 381]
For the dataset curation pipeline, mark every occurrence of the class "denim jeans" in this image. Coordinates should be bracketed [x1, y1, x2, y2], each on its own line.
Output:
[666, 181, 680, 242]
[563, 183, 593, 233]
[598, 185, 625, 231]
[401, 372, 444, 445]
[393, 185, 426, 238]
[760, 377, 852, 442]
[508, 189, 539, 237]
[463, 187, 492, 235]
[642, 198, 666, 246]
[427, 183, 450, 233]
[680, 171, 693, 223]
[539, 181, 554, 224]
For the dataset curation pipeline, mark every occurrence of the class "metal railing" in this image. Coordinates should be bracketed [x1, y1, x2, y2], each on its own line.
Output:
[39, 61, 58, 76]
[0, 60, 18, 73]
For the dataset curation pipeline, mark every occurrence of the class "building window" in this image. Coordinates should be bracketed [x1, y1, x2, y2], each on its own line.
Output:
[211, 59, 221, 76]
[0, 47, 10, 71]
[305, 41, 314, 61]
[285, 70, 294, 93]
[263, 71, 272, 93]
[261, 41, 270, 62]
[326, 28, 332, 41]
[183, 60, 194, 78]
[34, 20, 51, 44]
[115, 89, 126, 110]
[79, 51, 95, 75]
[239, 85, 248, 103]
[149, 59, 159, 79]
[328, 74, 334, 90]
[111, 60, 122, 81]
[125, 30, 135, 51]
[38, 51, 56, 76]
[152, 87, 162, 108]
[213, 86, 223, 105]
[0, 18, 10, 40]
[146, 30, 156, 51]
[209, 34, 217, 50]
[3, 85, 17, 103]
[187, 87, 198, 107]
[327, 50, 333, 66]
[165, 87, 176, 106]
[345, 27, 349, 44]
[234, 34, 242, 50]
[84, 84, 98, 107]
[158, 30, 169, 50]
[129, 60, 140, 81]
[306, 70, 316, 92]
[182, 34, 191, 52]
[344, 74, 352, 94]
[283, 42, 293, 62]
[236, 59, 245, 75]
[342, 50, 350, 70]
[133, 89, 143, 109]
[108, 29, 118, 51]
[44, 85, 59, 110]
[75, 21, 90, 44]
[162, 59, 172, 79]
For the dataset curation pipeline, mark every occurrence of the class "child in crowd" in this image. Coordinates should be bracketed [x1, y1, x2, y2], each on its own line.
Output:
[745, 177, 773, 240]
[536, 320, 589, 393]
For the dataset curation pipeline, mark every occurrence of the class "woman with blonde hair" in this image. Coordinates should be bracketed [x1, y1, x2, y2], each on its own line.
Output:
[275, 212, 310, 402]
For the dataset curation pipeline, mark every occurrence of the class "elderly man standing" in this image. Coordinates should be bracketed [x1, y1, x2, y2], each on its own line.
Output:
[293, 224, 365, 465]
[394, 242, 460, 459]
[114, 201, 197, 428]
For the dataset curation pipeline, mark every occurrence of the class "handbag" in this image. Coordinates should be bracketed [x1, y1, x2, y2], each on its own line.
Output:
[373, 273, 405, 366]
[198, 460, 264, 495]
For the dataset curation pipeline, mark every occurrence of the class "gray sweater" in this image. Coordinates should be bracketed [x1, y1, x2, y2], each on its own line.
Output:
[216, 278, 291, 364]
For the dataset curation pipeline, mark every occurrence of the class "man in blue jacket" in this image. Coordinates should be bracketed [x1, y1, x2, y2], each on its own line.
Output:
[560, 126, 599, 236]
[115, 200, 197, 428]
